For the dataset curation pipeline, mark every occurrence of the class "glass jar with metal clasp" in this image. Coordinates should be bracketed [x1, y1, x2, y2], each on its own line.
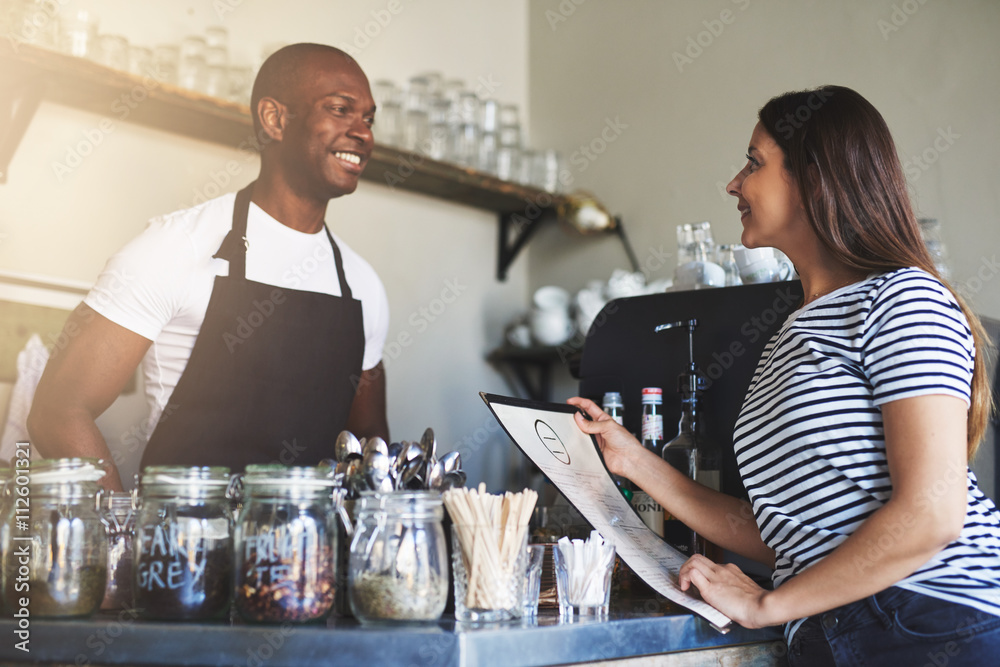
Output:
[348, 491, 449, 623]
[234, 465, 346, 623]
[1, 458, 109, 617]
[100, 490, 137, 611]
[133, 466, 237, 620]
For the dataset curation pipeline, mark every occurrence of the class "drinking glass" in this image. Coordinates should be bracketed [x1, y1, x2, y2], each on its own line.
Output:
[554, 541, 615, 621]
[521, 545, 546, 618]
[57, 9, 98, 58]
[94, 34, 128, 71]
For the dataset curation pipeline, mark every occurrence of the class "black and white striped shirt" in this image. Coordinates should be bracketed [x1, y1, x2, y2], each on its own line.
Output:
[733, 268, 1000, 626]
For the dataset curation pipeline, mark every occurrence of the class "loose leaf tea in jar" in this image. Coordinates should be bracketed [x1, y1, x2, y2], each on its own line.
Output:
[134, 466, 235, 620]
[234, 465, 343, 623]
[2, 458, 108, 617]
[348, 491, 449, 623]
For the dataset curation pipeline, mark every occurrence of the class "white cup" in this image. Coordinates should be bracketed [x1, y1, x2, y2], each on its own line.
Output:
[530, 308, 573, 346]
[733, 246, 793, 284]
[532, 285, 571, 311]
[673, 261, 726, 290]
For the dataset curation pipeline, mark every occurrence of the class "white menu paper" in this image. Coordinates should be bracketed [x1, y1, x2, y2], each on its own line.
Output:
[480, 392, 732, 632]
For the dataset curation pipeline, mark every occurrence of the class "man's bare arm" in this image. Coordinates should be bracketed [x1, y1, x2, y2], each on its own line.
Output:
[27, 304, 152, 491]
[345, 361, 389, 442]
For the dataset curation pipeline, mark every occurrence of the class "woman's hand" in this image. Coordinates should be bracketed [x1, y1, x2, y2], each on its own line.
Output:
[567, 396, 644, 478]
[678, 554, 775, 629]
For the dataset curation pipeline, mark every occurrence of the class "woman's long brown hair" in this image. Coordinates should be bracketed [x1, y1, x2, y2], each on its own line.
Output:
[758, 85, 993, 459]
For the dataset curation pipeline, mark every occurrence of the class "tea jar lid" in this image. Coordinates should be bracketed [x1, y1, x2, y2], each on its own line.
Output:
[29, 457, 106, 484]
[242, 464, 338, 487]
[138, 465, 233, 499]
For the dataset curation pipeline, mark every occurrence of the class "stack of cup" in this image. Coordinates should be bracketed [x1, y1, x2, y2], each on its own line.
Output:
[529, 286, 573, 347]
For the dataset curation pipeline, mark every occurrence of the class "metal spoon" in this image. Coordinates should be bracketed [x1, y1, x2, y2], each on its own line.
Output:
[419, 427, 437, 461]
[335, 431, 362, 462]
[363, 436, 389, 458]
[426, 459, 445, 490]
[440, 470, 467, 490]
[440, 450, 462, 474]
[362, 451, 391, 492]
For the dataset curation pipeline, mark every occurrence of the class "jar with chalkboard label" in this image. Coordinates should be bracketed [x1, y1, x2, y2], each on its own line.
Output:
[2, 458, 108, 617]
[234, 465, 344, 623]
[134, 466, 236, 620]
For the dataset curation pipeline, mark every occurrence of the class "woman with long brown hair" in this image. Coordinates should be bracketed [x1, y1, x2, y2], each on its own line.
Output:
[570, 86, 1000, 664]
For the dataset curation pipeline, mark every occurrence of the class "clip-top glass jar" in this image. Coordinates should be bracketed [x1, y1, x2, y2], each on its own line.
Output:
[101, 491, 136, 610]
[234, 465, 343, 623]
[134, 466, 235, 620]
[348, 491, 448, 623]
[2, 458, 108, 617]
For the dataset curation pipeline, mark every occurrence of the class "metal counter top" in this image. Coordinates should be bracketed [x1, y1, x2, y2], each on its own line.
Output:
[0, 609, 784, 667]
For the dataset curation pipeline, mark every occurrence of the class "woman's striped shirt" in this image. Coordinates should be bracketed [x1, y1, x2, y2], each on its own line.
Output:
[733, 267, 1000, 628]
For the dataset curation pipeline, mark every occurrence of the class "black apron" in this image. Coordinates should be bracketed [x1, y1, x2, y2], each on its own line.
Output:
[141, 182, 365, 469]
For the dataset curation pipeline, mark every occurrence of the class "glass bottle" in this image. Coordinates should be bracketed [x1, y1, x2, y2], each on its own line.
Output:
[101, 490, 136, 610]
[2, 458, 108, 617]
[602, 391, 624, 426]
[631, 388, 665, 537]
[601, 391, 632, 501]
[640, 387, 664, 456]
[234, 465, 342, 623]
[134, 466, 235, 620]
[348, 491, 448, 623]
[661, 342, 706, 557]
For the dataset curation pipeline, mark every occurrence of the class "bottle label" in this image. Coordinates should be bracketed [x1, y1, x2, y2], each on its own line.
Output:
[641, 414, 663, 442]
[631, 491, 664, 538]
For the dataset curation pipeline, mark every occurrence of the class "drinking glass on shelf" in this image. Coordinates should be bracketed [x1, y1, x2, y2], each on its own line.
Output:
[499, 103, 520, 129]
[427, 97, 452, 161]
[178, 54, 207, 93]
[372, 79, 400, 109]
[205, 45, 228, 68]
[480, 99, 499, 134]
[127, 46, 153, 77]
[538, 149, 563, 193]
[205, 25, 228, 49]
[375, 101, 403, 148]
[205, 65, 229, 99]
[57, 9, 98, 58]
[496, 145, 521, 182]
[94, 34, 128, 71]
[478, 132, 498, 175]
[227, 65, 253, 105]
[178, 35, 208, 93]
[152, 44, 179, 85]
[403, 108, 429, 152]
[518, 148, 538, 186]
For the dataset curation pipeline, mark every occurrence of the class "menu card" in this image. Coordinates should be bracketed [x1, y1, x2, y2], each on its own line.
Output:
[480, 392, 731, 632]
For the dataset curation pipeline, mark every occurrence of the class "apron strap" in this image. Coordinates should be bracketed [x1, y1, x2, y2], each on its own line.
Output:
[212, 183, 254, 279]
[325, 225, 353, 301]
[212, 182, 353, 300]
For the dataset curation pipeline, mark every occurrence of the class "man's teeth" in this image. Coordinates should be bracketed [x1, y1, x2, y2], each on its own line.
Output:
[334, 152, 361, 165]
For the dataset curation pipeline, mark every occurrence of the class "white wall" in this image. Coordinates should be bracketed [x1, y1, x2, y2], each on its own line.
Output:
[526, 0, 1000, 402]
[0, 0, 531, 490]
[526, 0, 1000, 316]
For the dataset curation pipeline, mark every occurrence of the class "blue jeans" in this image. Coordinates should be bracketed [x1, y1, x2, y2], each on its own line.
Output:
[787, 586, 1000, 666]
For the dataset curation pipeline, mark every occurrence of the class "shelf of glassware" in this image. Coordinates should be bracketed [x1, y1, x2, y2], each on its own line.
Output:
[0, 41, 567, 217]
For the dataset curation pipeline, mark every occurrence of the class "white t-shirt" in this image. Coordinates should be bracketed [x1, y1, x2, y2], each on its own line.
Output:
[85, 192, 389, 432]
[734, 268, 1000, 639]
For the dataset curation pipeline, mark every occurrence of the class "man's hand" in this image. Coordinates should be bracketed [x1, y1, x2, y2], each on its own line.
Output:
[345, 361, 389, 442]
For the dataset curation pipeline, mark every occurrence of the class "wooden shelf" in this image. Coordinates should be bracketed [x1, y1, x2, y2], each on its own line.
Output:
[0, 43, 588, 279]
[0, 42, 565, 215]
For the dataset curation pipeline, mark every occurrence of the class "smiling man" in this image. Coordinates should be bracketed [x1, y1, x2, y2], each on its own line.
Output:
[28, 44, 390, 490]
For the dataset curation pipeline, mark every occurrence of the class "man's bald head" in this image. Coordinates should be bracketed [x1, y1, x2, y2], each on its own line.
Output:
[250, 43, 364, 138]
